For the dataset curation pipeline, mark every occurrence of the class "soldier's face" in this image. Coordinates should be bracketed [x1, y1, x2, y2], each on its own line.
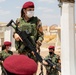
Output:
[49, 49, 54, 52]
[23, 8, 34, 18]
[23, 8, 34, 14]
[49, 49, 54, 55]
[6, 46, 11, 50]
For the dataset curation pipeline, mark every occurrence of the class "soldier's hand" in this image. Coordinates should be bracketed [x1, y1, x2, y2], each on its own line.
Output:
[43, 60, 48, 65]
[36, 40, 42, 46]
[14, 33, 23, 42]
[53, 65, 56, 69]
[0, 60, 3, 65]
[31, 51, 35, 56]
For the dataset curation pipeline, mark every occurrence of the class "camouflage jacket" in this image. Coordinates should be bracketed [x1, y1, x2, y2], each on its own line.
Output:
[44, 54, 60, 75]
[15, 16, 44, 54]
[1, 50, 13, 61]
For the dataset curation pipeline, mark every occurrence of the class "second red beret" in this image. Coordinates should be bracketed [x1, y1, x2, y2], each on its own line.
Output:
[4, 41, 11, 46]
[48, 46, 55, 49]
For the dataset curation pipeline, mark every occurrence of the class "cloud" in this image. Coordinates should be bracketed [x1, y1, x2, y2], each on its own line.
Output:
[0, 0, 6, 3]
[37, 7, 53, 13]
[0, 9, 10, 15]
[38, 0, 55, 3]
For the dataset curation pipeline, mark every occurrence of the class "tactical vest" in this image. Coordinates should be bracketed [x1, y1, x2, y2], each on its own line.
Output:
[17, 17, 38, 43]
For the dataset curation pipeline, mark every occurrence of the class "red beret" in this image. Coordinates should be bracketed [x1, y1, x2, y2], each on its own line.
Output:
[4, 41, 11, 46]
[48, 46, 55, 49]
[22, 1, 34, 9]
[3, 55, 37, 75]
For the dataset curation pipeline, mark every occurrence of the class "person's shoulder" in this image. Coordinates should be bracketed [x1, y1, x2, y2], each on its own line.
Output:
[16, 17, 23, 20]
[8, 51, 13, 55]
[2, 50, 5, 53]
[33, 16, 38, 19]
[16, 17, 23, 23]
[54, 54, 60, 59]
[45, 54, 50, 59]
[32, 16, 41, 21]
[1, 50, 6, 54]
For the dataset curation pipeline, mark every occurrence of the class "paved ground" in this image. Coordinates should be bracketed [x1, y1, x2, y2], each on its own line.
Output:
[0, 47, 61, 75]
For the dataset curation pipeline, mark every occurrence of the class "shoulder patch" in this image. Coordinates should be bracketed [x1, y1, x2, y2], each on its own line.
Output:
[16, 18, 22, 26]
[39, 26, 43, 32]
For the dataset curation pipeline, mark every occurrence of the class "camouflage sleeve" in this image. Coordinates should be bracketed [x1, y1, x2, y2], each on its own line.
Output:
[15, 40, 20, 50]
[0, 52, 2, 60]
[14, 18, 26, 53]
[13, 18, 20, 50]
[18, 44, 25, 53]
[44, 55, 50, 60]
[36, 19, 44, 43]
[56, 55, 60, 63]
[13, 18, 20, 35]
[56, 55, 61, 68]
[15, 41, 25, 50]
[2, 51, 12, 60]
[8, 51, 13, 55]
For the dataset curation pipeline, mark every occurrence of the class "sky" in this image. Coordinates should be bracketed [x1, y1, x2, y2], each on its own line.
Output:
[0, 0, 75, 26]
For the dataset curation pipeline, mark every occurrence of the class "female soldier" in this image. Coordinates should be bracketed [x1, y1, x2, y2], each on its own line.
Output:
[1, 41, 13, 75]
[13, 1, 44, 62]
[1, 41, 13, 61]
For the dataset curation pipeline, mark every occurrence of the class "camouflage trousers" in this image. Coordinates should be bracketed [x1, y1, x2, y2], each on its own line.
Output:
[46, 70, 59, 75]
[46, 73, 59, 75]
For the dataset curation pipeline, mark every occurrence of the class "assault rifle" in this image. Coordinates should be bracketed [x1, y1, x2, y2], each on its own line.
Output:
[6, 19, 61, 72]
[44, 58, 61, 72]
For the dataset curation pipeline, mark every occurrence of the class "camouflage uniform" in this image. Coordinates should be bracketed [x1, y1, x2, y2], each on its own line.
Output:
[1, 49, 13, 75]
[15, 16, 44, 62]
[1, 50, 13, 61]
[1, 41, 13, 61]
[44, 54, 60, 75]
